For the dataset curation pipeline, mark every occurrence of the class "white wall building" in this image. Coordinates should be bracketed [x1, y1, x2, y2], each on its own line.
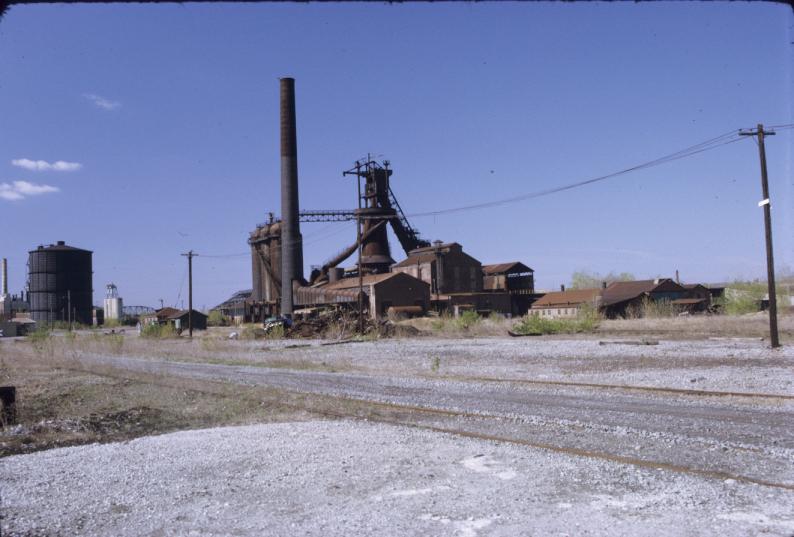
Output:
[103, 283, 123, 321]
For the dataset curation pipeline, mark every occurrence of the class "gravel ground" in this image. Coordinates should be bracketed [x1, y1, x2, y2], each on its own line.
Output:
[3, 420, 794, 537]
[108, 337, 794, 395]
[58, 351, 794, 487]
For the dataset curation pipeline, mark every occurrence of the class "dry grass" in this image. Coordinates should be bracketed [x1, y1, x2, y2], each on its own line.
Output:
[0, 338, 313, 457]
[402, 309, 793, 341]
[597, 311, 794, 340]
[399, 313, 513, 338]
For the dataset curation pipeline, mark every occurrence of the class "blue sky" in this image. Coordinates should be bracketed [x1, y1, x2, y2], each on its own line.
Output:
[0, 2, 792, 309]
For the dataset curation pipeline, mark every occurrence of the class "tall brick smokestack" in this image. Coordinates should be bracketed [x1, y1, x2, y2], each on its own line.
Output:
[279, 77, 303, 316]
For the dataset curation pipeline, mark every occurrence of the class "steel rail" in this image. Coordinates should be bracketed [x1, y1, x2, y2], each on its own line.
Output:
[34, 356, 794, 492]
[421, 374, 794, 401]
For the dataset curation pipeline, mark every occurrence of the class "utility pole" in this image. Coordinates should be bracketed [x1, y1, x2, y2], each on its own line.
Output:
[356, 161, 364, 334]
[344, 159, 366, 334]
[181, 250, 197, 338]
[740, 124, 779, 348]
[67, 289, 72, 331]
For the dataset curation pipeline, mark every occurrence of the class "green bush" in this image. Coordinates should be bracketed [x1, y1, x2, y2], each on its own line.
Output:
[240, 325, 266, 340]
[28, 326, 51, 345]
[512, 308, 599, 335]
[140, 322, 179, 339]
[430, 356, 440, 373]
[27, 326, 53, 355]
[266, 324, 285, 340]
[429, 312, 452, 331]
[207, 310, 228, 327]
[455, 310, 480, 330]
[713, 280, 772, 315]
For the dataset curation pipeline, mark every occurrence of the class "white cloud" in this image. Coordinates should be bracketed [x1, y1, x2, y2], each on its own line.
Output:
[0, 180, 60, 201]
[11, 158, 82, 172]
[83, 93, 121, 111]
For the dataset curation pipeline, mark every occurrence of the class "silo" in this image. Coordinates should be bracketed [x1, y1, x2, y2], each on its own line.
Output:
[28, 241, 93, 325]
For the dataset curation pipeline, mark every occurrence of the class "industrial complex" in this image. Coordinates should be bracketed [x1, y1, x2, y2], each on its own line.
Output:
[243, 78, 539, 324]
[0, 79, 746, 333]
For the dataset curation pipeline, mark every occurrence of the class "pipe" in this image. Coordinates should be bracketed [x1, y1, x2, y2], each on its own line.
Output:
[279, 77, 303, 316]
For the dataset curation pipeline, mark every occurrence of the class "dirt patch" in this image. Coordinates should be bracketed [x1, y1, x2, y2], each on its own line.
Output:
[0, 353, 311, 457]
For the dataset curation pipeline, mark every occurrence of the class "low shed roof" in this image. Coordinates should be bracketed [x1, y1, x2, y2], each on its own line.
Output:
[166, 309, 208, 320]
[531, 288, 600, 308]
[323, 272, 402, 291]
[482, 262, 533, 275]
[601, 279, 685, 307]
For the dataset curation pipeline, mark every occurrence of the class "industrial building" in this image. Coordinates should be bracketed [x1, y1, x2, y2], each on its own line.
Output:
[392, 242, 482, 295]
[600, 278, 689, 318]
[482, 262, 534, 293]
[167, 309, 208, 332]
[529, 279, 715, 319]
[212, 289, 252, 324]
[103, 283, 123, 321]
[240, 78, 538, 322]
[530, 288, 601, 318]
[0, 258, 29, 321]
[321, 272, 430, 319]
[139, 307, 181, 326]
[28, 241, 93, 325]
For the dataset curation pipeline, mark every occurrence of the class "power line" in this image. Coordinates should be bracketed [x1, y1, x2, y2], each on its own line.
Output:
[198, 252, 249, 259]
[406, 129, 748, 219]
[174, 266, 187, 308]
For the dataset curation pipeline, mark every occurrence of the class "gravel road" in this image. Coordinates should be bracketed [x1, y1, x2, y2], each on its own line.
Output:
[66, 342, 794, 488]
[121, 336, 794, 394]
[3, 336, 793, 536]
[3, 421, 794, 537]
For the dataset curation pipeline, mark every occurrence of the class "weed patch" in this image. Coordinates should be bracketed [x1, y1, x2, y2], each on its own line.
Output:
[512, 311, 599, 335]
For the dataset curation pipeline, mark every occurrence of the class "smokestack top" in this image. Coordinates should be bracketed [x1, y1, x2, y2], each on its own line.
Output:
[1, 258, 7, 296]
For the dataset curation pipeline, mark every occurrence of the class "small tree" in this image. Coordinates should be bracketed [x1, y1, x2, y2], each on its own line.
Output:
[570, 270, 634, 289]
[207, 309, 228, 327]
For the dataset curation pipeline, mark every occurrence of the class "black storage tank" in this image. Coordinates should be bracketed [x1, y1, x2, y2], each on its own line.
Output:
[28, 241, 93, 325]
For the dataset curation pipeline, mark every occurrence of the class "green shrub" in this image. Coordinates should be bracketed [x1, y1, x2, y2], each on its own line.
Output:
[140, 323, 179, 339]
[512, 308, 599, 335]
[27, 326, 53, 354]
[264, 324, 285, 340]
[713, 280, 770, 315]
[455, 310, 480, 330]
[430, 312, 453, 331]
[240, 325, 266, 340]
[103, 318, 122, 328]
[28, 326, 51, 344]
[207, 310, 228, 327]
[430, 355, 441, 373]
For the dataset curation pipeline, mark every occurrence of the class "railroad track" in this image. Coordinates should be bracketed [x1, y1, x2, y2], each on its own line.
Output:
[34, 353, 794, 492]
[286, 395, 794, 492]
[424, 373, 794, 401]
